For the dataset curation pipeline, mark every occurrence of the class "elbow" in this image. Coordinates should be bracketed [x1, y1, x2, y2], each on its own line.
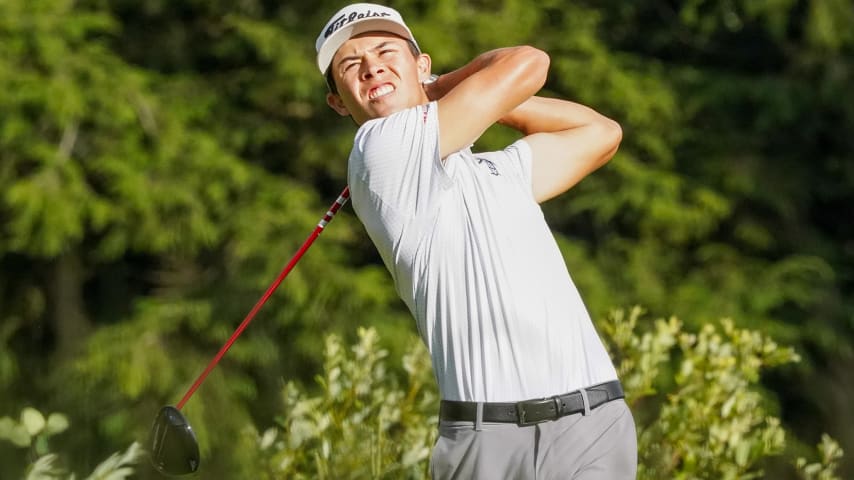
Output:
[607, 118, 623, 153]
[513, 46, 550, 94]
[528, 47, 552, 93]
[598, 117, 622, 166]
[527, 46, 551, 88]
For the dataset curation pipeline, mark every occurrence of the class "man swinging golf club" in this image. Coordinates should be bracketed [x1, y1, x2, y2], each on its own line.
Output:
[318, 3, 637, 479]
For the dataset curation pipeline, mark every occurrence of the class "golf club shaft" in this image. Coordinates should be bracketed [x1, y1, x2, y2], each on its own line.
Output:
[175, 186, 351, 410]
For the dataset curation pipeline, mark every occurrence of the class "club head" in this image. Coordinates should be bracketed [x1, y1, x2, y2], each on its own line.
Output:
[149, 406, 200, 476]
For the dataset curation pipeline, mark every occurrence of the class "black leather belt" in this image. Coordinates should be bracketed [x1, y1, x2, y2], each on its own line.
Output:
[439, 380, 624, 426]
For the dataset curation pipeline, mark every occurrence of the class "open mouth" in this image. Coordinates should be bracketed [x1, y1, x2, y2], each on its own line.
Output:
[368, 84, 395, 100]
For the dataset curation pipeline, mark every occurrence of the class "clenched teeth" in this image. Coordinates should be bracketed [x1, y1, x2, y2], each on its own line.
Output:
[369, 84, 394, 100]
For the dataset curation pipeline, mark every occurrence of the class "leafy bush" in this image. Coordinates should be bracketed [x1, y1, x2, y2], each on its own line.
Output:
[249, 327, 437, 479]
[251, 310, 844, 479]
[0, 408, 141, 479]
[2, 311, 843, 479]
[603, 307, 809, 479]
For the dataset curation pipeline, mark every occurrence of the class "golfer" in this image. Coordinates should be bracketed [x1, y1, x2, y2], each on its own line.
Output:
[317, 3, 637, 478]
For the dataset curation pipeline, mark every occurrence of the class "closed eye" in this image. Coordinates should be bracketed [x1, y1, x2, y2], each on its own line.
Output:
[342, 61, 359, 73]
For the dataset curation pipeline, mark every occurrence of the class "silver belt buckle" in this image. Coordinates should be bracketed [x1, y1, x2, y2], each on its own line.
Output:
[515, 398, 557, 426]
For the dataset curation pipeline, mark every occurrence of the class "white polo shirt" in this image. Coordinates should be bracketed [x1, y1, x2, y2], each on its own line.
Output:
[347, 101, 618, 402]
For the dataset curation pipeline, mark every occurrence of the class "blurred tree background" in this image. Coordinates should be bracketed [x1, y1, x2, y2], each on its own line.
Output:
[1, 0, 851, 478]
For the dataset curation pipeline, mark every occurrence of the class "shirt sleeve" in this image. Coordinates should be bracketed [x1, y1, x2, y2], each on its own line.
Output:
[475, 138, 535, 197]
[505, 138, 534, 190]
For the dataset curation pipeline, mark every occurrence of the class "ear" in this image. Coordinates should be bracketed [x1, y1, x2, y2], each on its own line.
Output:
[326, 92, 350, 117]
[416, 53, 433, 83]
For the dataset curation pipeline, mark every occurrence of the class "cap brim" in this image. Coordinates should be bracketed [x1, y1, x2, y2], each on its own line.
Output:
[317, 19, 416, 74]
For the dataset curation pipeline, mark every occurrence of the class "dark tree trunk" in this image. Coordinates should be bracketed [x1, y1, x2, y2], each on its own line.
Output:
[50, 251, 90, 359]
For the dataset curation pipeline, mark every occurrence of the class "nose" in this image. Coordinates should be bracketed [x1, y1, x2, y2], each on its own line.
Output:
[360, 56, 385, 81]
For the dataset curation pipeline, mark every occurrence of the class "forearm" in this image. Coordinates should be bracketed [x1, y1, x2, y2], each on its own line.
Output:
[517, 96, 623, 202]
[498, 96, 614, 135]
[423, 47, 541, 102]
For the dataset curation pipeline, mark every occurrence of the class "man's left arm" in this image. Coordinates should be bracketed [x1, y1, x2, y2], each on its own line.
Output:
[498, 96, 622, 203]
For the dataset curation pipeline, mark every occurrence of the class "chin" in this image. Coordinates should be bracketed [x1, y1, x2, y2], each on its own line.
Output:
[369, 104, 403, 120]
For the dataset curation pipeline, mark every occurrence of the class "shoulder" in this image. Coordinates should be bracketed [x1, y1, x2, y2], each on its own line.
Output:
[349, 103, 439, 177]
[348, 102, 442, 184]
[354, 102, 436, 151]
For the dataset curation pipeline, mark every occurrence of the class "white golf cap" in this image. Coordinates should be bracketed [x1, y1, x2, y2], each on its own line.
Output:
[316, 3, 419, 74]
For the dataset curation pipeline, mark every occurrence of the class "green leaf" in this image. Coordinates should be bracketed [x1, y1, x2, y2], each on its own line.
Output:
[0, 417, 31, 447]
[21, 407, 45, 436]
[25, 454, 66, 480]
[45, 413, 70, 436]
[84, 442, 143, 480]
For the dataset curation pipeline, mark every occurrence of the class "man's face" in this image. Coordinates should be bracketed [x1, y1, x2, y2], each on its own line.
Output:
[326, 32, 430, 125]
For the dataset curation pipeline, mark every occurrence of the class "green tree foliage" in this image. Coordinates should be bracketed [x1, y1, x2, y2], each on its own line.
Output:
[1, 0, 407, 474]
[1, 0, 852, 477]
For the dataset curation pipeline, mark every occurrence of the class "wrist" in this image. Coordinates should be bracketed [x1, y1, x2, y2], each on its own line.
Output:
[422, 73, 441, 101]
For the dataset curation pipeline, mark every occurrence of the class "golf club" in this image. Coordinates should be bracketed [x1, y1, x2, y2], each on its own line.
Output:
[149, 186, 350, 476]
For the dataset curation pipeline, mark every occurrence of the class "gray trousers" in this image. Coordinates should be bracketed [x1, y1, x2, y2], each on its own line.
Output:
[430, 399, 637, 480]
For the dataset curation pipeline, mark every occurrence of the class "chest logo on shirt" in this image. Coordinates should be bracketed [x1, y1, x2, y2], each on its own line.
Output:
[477, 157, 501, 176]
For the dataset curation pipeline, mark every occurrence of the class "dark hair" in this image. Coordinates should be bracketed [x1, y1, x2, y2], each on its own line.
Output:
[325, 39, 420, 94]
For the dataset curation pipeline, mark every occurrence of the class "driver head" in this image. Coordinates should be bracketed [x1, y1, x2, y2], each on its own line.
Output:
[149, 406, 200, 476]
